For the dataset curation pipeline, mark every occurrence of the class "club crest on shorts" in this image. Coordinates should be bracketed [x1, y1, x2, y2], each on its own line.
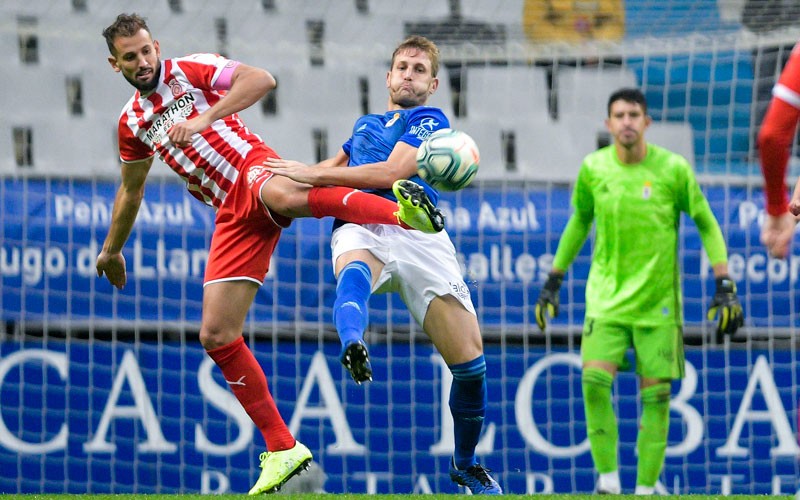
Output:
[642, 181, 652, 200]
[450, 281, 470, 299]
[247, 165, 267, 187]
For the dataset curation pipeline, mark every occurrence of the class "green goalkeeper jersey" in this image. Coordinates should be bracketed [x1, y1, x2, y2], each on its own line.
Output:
[553, 143, 728, 326]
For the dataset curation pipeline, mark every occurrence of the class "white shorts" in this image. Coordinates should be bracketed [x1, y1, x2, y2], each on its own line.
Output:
[331, 223, 475, 326]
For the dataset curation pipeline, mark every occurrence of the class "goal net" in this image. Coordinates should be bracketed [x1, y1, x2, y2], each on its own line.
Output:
[0, 0, 798, 495]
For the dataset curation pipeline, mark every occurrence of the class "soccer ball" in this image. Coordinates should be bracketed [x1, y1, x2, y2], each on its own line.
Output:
[416, 128, 480, 191]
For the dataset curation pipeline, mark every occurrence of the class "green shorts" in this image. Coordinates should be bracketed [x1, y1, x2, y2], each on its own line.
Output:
[580, 317, 685, 380]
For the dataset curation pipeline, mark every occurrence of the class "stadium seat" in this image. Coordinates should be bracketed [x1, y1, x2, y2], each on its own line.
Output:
[269, 65, 362, 125]
[0, 122, 15, 174]
[460, 117, 589, 182]
[85, 0, 172, 18]
[81, 66, 136, 121]
[0, 18, 17, 60]
[225, 6, 312, 67]
[3, 66, 70, 120]
[0, 1, 72, 16]
[238, 105, 318, 165]
[170, 0, 261, 17]
[459, 0, 525, 36]
[321, 2, 405, 64]
[464, 64, 552, 123]
[149, 14, 221, 60]
[515, 120, 589, 181]
[647, 121, 696, 166]
[368, 0, 450, 20]
[459, 0, 524, 23]
[26, 116, 119, 177]
[38, 12, 117, 70]
[555, 65, 639, 121]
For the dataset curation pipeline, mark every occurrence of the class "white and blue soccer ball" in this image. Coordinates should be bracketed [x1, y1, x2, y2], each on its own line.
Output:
[416, 128, 480, 191]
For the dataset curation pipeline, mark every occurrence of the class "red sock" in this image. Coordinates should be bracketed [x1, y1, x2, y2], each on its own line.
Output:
[308, 186, 409, 228]
[206, 337, 295, 451]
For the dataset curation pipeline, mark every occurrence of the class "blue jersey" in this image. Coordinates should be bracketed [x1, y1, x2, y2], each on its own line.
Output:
[342, 106, 449, 205]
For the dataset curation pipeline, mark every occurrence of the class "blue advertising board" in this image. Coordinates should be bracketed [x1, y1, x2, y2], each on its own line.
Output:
[0, 178, 796, 328]
[0, 179, 798, 493]
[0, 341, 797, 494]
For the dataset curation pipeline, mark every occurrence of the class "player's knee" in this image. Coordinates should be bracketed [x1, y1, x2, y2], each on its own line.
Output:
[640, 382, 671, 406]
[199, 324, 239, 350]
[260, 176, 309, 218]
[582, 366, 614, 404]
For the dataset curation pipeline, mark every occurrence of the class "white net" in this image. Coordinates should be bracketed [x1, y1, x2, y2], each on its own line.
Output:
[0, 0, 799, 495]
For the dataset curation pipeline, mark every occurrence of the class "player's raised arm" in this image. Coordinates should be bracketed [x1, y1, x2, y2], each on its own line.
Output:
[168, 63, 276, 147]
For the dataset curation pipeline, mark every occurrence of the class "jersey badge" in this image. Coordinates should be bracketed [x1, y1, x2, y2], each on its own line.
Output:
[419, 117, 439, 130]
[385, 112, 401, 128]
[168, 78, 184, 98]
[642, 181, 652, 200]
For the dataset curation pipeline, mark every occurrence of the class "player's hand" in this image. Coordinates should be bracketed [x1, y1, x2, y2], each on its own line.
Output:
[706, 276, 743, 340]
[96, 251, 128, 289]
[535, 273, 563, 332]
[168, 116, 211, 148]
[760, 211, 797, 259]
[264, 158, 320, 185]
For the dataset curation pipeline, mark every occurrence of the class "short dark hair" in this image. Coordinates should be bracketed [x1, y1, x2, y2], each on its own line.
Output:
[607, 87, 648, 116]
[102, 13, 151, 55]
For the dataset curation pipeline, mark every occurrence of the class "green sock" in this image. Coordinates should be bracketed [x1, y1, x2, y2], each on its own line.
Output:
[582, 367, 618, 473]
[636, 383, 671, 487]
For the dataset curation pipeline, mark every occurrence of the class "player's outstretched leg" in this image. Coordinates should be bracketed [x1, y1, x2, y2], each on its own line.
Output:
[340, 339, 373, 384]
[392, 180, 445, 233]
[248, 441, 313, 495]
[449, 458, 503, 495]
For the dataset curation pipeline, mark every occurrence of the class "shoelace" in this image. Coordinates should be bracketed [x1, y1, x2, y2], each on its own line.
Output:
[258, 451, 270, 466]
[466, 464, 495, 486]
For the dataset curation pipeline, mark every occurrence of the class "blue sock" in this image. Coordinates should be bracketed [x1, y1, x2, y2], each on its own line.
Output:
[333, 261, 372, 347]
[449, 355, 487, 470]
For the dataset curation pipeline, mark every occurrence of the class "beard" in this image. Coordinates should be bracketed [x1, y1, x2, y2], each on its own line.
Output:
[123, 61, 162, 93]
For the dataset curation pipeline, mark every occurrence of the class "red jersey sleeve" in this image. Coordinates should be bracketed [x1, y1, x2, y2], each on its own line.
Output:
[758, 43, 800, 215]
[175, 53, 237, 92]
[118, 114, 155, 163]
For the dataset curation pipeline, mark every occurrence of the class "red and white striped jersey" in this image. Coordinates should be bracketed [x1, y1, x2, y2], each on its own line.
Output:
[117, 53, 266, 209]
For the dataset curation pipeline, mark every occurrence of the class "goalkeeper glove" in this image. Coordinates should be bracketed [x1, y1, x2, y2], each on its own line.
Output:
[535, 273, 563, 332]
[706, 277, 744, 340]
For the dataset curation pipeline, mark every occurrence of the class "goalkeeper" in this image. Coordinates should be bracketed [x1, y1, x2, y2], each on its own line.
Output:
[535, 88, 743, 495]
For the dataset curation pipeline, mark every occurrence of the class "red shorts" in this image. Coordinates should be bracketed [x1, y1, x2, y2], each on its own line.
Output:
[204, 147, 292, 285]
